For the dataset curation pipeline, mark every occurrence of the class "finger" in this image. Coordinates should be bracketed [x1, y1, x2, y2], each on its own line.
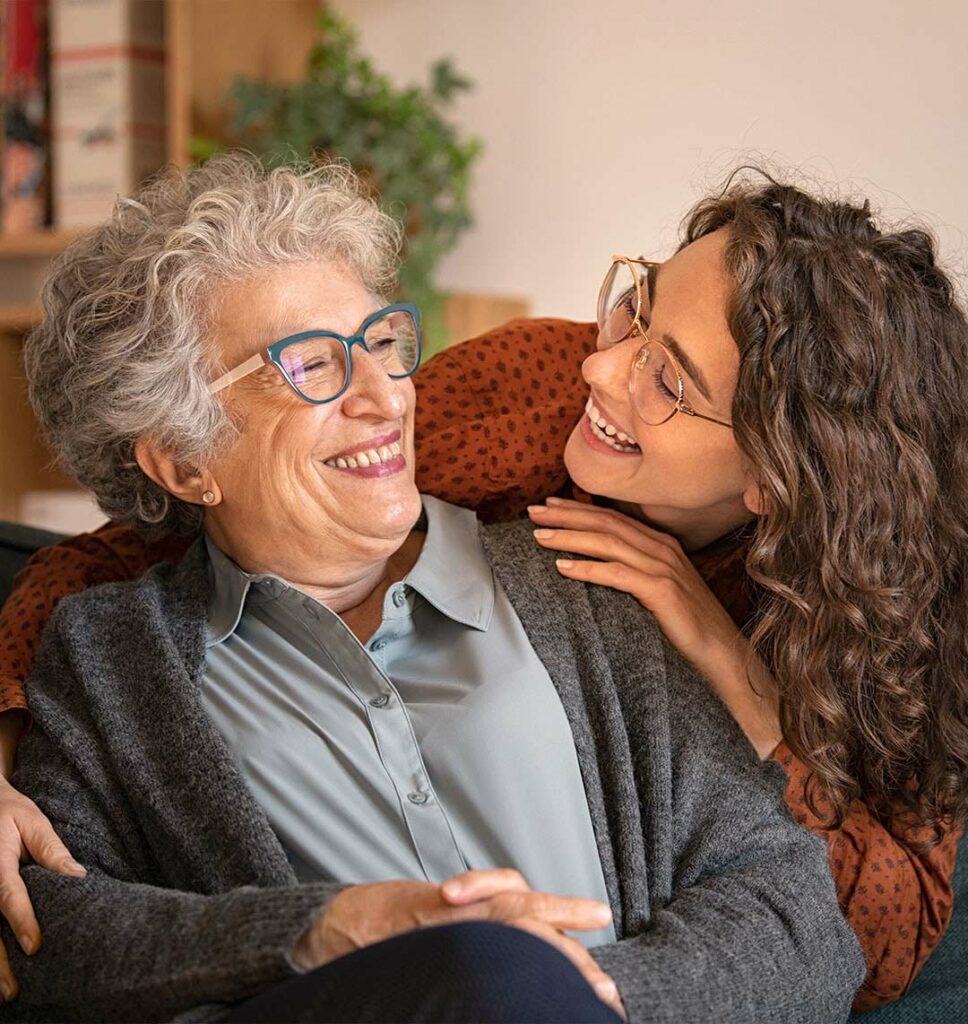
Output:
[23, 819, 86, 878]
[0, 845, 40, 957]
[510, 918, 621, 1011]
[495, 890, 613, 933]
[543, 496, 597, 510]
[542, 497, 683, 555]
[0, 939, 18, 1003]
[540, 501, 682, 553]
[531, 502, 683, 558]
[534, 528, 674, 577]
[440, 868, 530, 905]
[555, 557, 675, 609]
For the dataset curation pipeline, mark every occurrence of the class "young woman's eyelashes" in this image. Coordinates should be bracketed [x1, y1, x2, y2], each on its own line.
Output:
[652, 367, 677, 400]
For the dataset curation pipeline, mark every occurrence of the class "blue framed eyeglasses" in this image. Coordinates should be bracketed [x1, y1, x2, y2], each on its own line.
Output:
[208, 302, 422, 405]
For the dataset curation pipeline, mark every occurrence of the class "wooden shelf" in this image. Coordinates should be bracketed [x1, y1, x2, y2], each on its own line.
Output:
[0, 230, 82, 258]
[0, 305, 42, 332]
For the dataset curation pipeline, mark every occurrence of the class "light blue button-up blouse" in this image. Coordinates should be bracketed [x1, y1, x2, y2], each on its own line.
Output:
[201, 495, 615, 947]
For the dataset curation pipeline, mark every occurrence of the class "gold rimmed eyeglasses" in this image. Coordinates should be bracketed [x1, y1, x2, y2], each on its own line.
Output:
[597, 255, 732, 429]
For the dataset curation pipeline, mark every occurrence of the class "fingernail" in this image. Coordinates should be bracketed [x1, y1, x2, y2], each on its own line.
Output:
[63, 858, 87, 876]
[556, 559, 574, 570]
[533, 529, 554, 539]
[546, 496, 565, 505]
[527, 505, 547, 514]
[441, 880, 462, 898]
[19, 933, 36, 956]
[0, 981, 12, 1001]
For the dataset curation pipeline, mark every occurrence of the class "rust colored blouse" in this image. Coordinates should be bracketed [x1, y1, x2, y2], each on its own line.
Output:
[0, 318, 960, 1011]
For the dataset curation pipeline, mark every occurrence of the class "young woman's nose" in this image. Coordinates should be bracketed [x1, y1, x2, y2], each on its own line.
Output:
[582, 337, 637, 401]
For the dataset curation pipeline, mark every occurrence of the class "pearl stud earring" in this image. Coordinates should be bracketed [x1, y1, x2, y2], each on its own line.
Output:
[201, 491, 216, 505]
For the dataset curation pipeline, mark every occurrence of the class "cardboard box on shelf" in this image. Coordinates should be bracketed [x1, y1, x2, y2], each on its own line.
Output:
[50, 0, 165, 228]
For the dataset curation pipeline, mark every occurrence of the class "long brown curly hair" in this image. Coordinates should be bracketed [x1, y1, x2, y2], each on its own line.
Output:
[683, 171, 968, 837]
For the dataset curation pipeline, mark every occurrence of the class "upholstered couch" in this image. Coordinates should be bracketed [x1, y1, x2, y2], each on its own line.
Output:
[0, 520, 963, 1021]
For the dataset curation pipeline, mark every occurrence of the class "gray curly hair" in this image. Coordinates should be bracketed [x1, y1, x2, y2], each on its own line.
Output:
[25, 152, 403, 536]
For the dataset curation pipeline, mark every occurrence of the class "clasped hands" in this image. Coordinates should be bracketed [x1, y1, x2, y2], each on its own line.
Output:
[293, 868, 625, 1018]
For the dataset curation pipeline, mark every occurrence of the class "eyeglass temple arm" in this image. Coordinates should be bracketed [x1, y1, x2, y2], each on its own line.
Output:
[612, 254, 661, 267]
[209, 352, 268, 394]
[678, 401, 733, 429]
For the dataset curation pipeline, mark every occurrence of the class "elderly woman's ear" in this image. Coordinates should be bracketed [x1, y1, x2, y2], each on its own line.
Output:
[134, 437, 222, 508]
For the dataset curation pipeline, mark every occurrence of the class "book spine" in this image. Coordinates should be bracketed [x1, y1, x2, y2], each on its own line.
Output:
[0, 3, 5, 230]
[2, 0, 50, 235]
[50, 0, 165, 229]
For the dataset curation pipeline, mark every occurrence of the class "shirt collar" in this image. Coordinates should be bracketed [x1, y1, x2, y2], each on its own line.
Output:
[204, 494, 494, 647]
[403, 494, 494, 632]
[205, 536, 258, 647]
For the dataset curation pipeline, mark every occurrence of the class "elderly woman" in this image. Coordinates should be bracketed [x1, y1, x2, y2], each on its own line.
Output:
[0, 155, 861, 1023]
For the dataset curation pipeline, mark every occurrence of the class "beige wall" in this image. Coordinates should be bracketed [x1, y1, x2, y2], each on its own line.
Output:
[333, 0, 967, 321]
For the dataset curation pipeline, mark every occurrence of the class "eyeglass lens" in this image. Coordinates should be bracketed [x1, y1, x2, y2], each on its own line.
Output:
[278, 309, 420, 402]
[597, 261, 651, 346]
[630, 340, 687, 424]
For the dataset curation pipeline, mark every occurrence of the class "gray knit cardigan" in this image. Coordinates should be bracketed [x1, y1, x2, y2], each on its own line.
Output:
[0, 520, 863, 1023]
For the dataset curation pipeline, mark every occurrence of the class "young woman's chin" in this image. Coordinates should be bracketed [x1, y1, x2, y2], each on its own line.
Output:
[563, 421, 645, 504]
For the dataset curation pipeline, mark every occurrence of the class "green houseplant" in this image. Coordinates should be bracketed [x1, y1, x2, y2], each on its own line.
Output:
[198, 10, 481, 352]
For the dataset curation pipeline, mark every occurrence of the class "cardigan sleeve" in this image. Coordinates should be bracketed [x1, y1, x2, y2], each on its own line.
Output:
[0, 524, 188, 720]
[588, 626, 866, 1023]
[0, 602, 346, 1023]
[692, 540, 962, 1012]
[774, 741, 964, 1012]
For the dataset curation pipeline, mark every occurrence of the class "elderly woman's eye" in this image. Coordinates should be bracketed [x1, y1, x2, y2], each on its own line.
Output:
[282, 347, 341, 387]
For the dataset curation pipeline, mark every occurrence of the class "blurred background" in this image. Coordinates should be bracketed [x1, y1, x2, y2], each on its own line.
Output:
[1, 0, 965, 533]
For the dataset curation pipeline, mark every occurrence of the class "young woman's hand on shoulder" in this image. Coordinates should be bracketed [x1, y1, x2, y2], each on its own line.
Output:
[530, 497, 782, 758]
[0, 714, 86, 1000]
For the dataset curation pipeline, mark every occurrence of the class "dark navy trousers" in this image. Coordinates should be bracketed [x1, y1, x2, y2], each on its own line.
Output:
[224, 921, 623, 1023]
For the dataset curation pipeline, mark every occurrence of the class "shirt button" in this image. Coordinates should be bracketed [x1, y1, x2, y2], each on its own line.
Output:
[407, 791, 429, 805]
[371, 638, 388, 652]
[369, 693, 390, 708]
[392, 587, 407, 608]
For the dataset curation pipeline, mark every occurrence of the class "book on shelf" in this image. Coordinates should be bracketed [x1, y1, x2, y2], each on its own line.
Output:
[50, 0, 166, 229]
[2, 0, 50, 235]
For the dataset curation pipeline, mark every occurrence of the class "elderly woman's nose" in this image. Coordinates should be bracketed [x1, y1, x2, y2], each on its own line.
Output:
[340, 351, 408, 418]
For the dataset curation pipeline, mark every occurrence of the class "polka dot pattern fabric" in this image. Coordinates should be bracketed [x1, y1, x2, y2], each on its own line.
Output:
[0, 317, 959, 1010]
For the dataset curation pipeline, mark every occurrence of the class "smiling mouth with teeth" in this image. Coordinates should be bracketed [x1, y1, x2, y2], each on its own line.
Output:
[323, 438, 404, 471]
[584, 397, 641, 453]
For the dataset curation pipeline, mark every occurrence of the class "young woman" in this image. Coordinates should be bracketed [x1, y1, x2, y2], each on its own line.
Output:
[0, 172, 965, 1012]
[528, 178, 968, 1011]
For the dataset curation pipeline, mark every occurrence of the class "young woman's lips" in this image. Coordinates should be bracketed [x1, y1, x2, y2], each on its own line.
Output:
[579, 411, 641, 457]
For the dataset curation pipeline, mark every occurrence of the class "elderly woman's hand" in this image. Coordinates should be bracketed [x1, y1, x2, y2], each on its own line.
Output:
[294, 871, 623, 1017]
[0, 775, 86, 1000]
[529, 497, 782, 759]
